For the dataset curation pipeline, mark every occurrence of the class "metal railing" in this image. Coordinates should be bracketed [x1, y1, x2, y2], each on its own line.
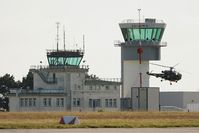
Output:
[114, 40, 167, 47]
[46, 49, 84, 54]
[121, 19, 164, 24]
[86, 77, 121, 83]
[9, 88, 65, 94]
[30, 65, 89, 70]
[24, 89, 64, 93]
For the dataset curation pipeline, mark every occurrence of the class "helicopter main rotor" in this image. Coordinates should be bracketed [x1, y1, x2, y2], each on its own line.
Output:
[150, 63, 179, 71]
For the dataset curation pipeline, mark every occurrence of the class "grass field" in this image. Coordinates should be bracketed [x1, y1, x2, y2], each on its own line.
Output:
[1, 112, 199, 128]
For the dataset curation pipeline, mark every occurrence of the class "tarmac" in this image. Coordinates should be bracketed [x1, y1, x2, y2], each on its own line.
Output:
[1, 128, 199, 133]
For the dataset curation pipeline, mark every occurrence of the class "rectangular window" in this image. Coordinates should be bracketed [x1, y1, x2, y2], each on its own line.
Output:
[113, 99, 117, 107]
[25, 98, 28, 107]
[89, 99, 93, 107]
[95, 99, 101, 107]
[20, 98, 24, 107]
[33, 98, 36, 106]
[73, 98, 80, 107]
[56, 98, 64, 107]
[73, 98, 76, 106]
[48, 98, 51, 106]
[61, 98, 64, 107]
[105, 99, 108, 107]
[29, 98, 32, 106]
[109, 99, 112, 107]
[77, 98, 80, 106]
[56, 98, 60, 106]
[43, 98, 47, 106]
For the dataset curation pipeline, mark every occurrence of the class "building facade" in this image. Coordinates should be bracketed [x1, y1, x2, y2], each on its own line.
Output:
[9, 65, 121, 112]
[160, 92, 199, 111]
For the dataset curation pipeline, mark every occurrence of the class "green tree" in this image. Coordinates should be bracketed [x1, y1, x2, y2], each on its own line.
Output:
[0, 72, 33, 111]
[0, 74, 18, 88]
[0, 74, 17, 111]
[22, 71, 33, 90]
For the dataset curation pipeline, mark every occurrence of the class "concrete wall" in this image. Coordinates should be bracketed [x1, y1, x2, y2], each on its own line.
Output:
[71, 85, 120, 111]
[34, 71, 85, 90]
[9, 96, 20, 112]
[148, 87, 159, 111]
[9, 95, 67, 112]
[160, 92, 199, 110]
[160, 92, 183, 108]
[122, 61, 149, 97]
[121, 46, 160, 60]
[183, 92, 199, 109]
[131, 87, 159, 111]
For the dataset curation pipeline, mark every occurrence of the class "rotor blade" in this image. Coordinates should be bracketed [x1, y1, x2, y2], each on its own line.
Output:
[172, 63, 179, 68]
[150, 63, 171, 68]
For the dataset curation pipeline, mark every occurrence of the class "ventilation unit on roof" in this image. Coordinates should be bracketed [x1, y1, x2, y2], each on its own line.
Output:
[145, 18, 156, 23]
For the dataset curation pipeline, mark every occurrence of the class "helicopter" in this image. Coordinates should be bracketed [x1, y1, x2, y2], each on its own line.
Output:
[146, 63, 182, 85]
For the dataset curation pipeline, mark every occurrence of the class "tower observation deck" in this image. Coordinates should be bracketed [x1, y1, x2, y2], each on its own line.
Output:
[46, 23, 84, 67]
[116, 18, 166, 98]
[47, 49, 84, 67]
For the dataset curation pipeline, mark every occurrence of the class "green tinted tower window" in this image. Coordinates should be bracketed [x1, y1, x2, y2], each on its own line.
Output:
[47, 50, 84, 67]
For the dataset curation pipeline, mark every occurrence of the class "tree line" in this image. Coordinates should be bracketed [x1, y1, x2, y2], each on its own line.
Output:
[0, 72, 33, 111]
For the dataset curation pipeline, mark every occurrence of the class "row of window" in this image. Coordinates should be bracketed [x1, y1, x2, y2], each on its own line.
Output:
[121, 28, 163, 41]
[20, 98, 36, 107]
[105, 99, 117, 107]
[89, 99, 101, 108]
[89, 85, 118, 90]
[73, 98, 80, 107]
[89, 99, 117, 108]
[20, 98, 117, 108]
[43, 98, 64, 107]
[20, 98, 64, 107]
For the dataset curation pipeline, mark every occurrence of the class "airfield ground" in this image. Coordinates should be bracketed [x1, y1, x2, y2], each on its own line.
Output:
[0, 112, 199, 128]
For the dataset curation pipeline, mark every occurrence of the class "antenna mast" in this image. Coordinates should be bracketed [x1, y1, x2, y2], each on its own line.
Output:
[83, 34, 85, 54]
[56, 22, 60, 51]
[63, 25, 66, 51]
[138, 8, 141, 46]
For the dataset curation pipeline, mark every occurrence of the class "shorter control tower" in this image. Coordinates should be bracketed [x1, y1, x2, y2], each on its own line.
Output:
[116, 18, 166, 98]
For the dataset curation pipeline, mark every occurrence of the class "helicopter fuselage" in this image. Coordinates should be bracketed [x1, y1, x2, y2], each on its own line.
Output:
[147, 70, 182, 82]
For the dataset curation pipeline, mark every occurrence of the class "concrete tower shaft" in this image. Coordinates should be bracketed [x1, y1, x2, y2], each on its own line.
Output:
[117, 18, 166, 98]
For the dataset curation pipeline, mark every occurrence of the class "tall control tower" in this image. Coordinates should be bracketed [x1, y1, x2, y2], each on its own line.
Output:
[116, 18, 166, 98]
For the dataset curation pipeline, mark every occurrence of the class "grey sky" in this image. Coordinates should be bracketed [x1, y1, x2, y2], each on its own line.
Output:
[0, 0, 199, 91]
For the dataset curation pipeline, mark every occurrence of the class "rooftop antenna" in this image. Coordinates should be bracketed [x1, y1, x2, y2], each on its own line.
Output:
[63, 25, 66, 51]
[56, 22, 60, 51]
[83, 34, 85, 54]
[138, 8, 141, 46]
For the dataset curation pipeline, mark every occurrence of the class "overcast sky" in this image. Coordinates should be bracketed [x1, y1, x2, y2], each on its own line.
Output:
[0, 0, 199, 91]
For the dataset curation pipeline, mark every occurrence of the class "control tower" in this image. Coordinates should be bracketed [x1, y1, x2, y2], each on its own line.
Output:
[116, 18, 166, 98]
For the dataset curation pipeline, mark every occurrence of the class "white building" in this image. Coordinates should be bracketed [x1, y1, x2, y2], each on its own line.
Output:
[9, 48, 121, 112]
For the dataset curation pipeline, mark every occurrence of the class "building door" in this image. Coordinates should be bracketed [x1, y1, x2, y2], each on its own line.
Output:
[132, 87, 139, 110]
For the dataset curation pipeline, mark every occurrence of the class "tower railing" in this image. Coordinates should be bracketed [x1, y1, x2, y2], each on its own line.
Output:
[86, 77, 121, 83]
[46, 49, 84, 54]
[114, 40, 167, 47]
[121, 19, 164, 23]
[30, 65, 89, 70]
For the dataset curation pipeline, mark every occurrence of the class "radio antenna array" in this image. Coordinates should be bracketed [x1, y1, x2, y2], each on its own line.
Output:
[83, 34, 85, 54]
[63, 25, 66, 51]
[56, 22, 60, 51]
